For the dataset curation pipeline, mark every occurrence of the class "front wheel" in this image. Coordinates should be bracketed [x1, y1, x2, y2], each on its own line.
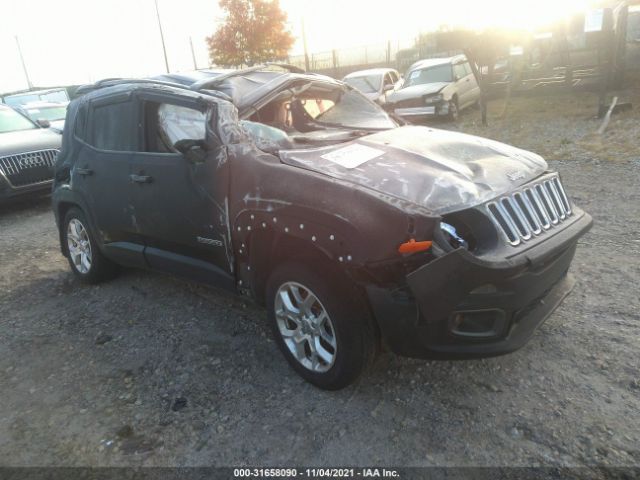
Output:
[447, 98, 459, 121]
[63, 208, 118, 284]
[266, 262, 376, 390]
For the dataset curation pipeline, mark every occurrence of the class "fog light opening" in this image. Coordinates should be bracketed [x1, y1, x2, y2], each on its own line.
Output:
[450, 310, 506, 339]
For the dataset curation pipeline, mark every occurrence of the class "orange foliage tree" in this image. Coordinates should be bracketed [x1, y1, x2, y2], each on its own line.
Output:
[207, 0, 295, 67]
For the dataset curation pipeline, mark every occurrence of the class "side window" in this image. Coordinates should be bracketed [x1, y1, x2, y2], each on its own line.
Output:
[74, 104, 88, 141]
[390, 71, 399, 83]
[143, 102, 207, 153]
[383, 73, 393, 86]
[463, 62, 473, 77]
[454, 63, 467, 80]
[90, 100, 135, 151]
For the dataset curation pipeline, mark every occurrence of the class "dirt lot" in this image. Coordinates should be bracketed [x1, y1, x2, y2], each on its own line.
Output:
[0, 87, 639, 470]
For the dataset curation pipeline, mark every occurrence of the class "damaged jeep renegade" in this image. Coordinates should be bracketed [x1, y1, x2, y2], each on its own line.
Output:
[52, 65, 592, 389]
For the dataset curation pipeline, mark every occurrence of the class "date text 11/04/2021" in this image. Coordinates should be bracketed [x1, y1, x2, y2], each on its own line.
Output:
[233, 468, 400, 477]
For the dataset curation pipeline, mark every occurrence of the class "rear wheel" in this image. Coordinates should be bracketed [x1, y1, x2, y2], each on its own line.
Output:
[63, 208, 118, 284]
[266, 262, 376, 390]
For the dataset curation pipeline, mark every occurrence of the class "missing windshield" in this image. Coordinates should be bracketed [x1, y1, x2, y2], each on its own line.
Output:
[244, 82, 396, 151]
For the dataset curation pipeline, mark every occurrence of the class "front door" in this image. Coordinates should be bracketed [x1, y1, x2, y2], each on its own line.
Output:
[129, 93, 234, 289]
[453, 62, 473, 108]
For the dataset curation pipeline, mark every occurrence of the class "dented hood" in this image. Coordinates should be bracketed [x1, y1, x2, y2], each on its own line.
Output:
[279, 125, 548, 214]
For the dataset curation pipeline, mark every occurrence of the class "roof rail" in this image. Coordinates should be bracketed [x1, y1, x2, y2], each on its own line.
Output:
[75, 78, 192, 95]
[74, 62, 306, 100]
[190, 62, 305, 91]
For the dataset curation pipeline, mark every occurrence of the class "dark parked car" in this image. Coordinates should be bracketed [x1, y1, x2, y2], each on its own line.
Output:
[52, 66, 592, 389]
[0, 104, 61, 202]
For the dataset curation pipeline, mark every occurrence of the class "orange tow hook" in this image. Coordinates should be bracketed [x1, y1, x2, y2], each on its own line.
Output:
[398, 239, 432, 254]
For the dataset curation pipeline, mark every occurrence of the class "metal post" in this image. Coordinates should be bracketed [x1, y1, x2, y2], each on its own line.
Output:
[189, 36, 198, 70]
[154, 0, 170, 73]
[302, 18, 310, 71]
[15, 36, 33, 90]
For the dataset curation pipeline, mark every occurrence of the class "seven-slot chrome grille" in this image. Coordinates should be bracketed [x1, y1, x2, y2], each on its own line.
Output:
[0, 149, 59, 187]
[486, 175, 572, 246]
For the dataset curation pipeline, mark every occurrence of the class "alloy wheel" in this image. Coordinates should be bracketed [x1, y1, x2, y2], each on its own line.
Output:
[274, 281, 337, 372]
[67, 218, 92, 274]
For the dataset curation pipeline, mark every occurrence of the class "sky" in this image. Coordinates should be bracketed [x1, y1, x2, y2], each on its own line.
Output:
[1, 0, 595, 93]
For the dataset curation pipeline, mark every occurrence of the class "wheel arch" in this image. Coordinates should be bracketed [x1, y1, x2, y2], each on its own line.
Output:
[243, 226, 347, 305]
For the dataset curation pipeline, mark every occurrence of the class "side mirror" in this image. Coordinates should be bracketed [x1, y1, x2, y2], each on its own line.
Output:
[36, 118, 51, 128]
[174, 139, 209, 164]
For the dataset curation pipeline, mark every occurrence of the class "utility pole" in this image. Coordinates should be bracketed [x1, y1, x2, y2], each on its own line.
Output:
[154, 0, 170, 73]
[15, 36, 33, 90]
[301, 18, 310, 72]
[189, 36, 198, 70]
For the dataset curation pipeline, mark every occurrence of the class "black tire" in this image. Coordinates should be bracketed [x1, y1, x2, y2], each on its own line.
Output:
[62, 207, 118, 284]
[447, 97, 459, 121]
[266, 261, 376, 390]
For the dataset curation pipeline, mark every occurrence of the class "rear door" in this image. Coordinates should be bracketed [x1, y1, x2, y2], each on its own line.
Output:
[71, 93, 144, 265]
[129, 92, 234, 289]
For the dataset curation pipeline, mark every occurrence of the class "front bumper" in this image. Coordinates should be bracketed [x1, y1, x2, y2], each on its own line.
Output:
[366, 210, 592, 359]
[0, 174, 53, 202]
[394, 102, 448, 120]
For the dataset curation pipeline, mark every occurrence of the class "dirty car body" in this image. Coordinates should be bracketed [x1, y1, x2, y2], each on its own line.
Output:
[52, 67, 592, 387]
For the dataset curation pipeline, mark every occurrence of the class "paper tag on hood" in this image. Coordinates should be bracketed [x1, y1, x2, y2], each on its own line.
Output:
[320, 143, 384, 169]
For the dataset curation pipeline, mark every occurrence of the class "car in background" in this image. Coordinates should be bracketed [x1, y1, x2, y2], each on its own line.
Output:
[343, 68, 402, 104]
[16, 101, 68, 133]
[385, 55, 480, 121]
[0, 104, 61, 202]
[2, 87, 69, 108]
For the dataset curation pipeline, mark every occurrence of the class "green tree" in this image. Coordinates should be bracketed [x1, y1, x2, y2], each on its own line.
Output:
[207, 0, 295, 67]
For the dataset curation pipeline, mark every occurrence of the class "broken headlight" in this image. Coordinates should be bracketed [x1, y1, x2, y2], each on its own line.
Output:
[424, 93, 444, 105]
[440, 222, 469, 250]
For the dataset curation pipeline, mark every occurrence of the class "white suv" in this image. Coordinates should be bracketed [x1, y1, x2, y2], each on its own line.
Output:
[386, 55, 480, 121]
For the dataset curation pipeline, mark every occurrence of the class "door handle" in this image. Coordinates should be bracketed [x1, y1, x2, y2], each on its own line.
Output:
[76, 167, 93, 176]
[130, 174, 153, 184]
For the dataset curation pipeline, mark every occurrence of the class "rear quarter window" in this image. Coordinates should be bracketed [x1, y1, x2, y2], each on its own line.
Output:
[74, 105, 88, 141]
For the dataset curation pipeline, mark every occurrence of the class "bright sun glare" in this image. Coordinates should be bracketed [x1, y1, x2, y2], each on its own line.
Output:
[438, 0, 593, 31]
[1, 0, 598, 92]
[284, 0, 595, 55]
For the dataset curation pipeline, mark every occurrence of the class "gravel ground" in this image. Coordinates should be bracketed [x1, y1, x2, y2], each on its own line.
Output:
[0, 90, 639, 470]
